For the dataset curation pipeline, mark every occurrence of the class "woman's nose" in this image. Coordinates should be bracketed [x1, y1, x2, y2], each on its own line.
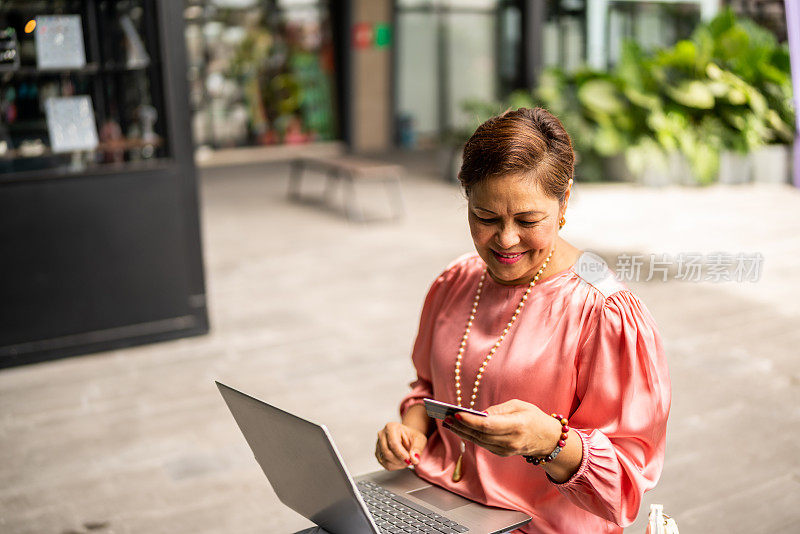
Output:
[495, 225, 520, 249]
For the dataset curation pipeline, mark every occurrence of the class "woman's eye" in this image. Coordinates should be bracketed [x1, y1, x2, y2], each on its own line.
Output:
[475, 215, 497, 224]
[518, 220, 539, 227]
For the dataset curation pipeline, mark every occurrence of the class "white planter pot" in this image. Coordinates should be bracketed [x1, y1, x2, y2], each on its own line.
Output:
[439, 143, 464, 183]
[607, 151, 685, 186]
[639, 163, 674, 187]
[602, 154, 636, 182]
[668, 153, 701, 186]
[749, 144, 791, 184]
[719, 151, 752, 184]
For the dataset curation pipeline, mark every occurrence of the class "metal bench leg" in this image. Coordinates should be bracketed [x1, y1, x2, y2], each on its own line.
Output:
[288, 159, 304, 200]
[344, 175, 364, 222]
[323, 168, 339, 205]
[387, 175, 405, 221]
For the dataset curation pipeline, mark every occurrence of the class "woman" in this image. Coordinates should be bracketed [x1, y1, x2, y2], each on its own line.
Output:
[375, 107, 671, 533]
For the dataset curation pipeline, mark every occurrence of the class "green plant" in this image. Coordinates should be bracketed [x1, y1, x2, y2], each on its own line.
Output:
[462, 8, 794, 184]
[611, 10, 792, 182]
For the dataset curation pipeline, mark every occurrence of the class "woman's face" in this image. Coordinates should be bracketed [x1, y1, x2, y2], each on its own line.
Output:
[468, 173, 565, 286]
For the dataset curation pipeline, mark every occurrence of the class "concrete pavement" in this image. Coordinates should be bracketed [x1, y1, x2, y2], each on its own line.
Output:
[1, 155, 799, 533]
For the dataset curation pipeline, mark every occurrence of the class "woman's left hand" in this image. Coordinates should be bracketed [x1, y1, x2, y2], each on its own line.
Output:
[442, 399, 562, 457]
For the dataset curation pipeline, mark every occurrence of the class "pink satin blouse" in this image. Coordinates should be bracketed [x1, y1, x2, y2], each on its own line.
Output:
[399, 252, 671, 533]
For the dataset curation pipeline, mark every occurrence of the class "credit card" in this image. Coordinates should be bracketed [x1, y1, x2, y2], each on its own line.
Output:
[423, 398, 489, 420]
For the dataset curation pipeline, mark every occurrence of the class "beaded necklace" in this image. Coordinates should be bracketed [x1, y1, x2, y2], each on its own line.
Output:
[451, 248, 554, 482]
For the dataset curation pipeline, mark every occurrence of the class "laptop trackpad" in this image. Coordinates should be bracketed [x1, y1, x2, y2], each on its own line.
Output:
[407, 486, 473, 511]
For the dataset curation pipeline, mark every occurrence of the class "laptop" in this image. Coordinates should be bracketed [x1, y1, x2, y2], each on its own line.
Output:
[216, 382, 531, 534]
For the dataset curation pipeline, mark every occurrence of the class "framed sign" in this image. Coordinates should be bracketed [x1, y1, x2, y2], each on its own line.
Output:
[35, 15, 87, 69]
[44, 96, 99, 153]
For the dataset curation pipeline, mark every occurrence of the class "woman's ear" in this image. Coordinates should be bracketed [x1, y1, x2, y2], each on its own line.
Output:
[560, 178, 573, 215]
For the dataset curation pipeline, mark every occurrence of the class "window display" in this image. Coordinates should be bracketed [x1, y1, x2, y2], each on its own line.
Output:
[0, 27, 21, 72]
[0, 0, 168, 179]
[184, 0, 337, 150]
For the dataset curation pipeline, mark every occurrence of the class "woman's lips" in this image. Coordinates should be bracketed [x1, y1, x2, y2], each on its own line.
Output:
[491, 249, 526, 265]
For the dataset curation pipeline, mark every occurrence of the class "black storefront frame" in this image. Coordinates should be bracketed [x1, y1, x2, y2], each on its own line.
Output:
[330, 0, 353, 148]
[0, 1, 208, 367]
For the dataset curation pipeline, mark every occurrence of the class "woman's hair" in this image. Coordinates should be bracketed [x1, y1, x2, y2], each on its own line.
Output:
[458, 107, 574, 204]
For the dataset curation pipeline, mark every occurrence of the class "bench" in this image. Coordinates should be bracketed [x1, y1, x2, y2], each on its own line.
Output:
[288, 156, 405, 222]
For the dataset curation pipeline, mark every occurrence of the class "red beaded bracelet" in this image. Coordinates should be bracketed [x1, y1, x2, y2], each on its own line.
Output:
[523, 413, 569, 466]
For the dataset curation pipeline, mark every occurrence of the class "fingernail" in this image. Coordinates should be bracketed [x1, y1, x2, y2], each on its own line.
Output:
[444, 416, 454, 425]
[404, 458, 411, 465]
[415, 453, 420, 460]
[454, 413, 463, 421]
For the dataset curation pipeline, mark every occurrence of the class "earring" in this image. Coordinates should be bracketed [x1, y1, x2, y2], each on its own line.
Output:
[559, 216, 566, 229]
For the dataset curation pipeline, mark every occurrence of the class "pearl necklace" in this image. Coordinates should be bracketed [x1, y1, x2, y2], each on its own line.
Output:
[450, 248, 554, 482]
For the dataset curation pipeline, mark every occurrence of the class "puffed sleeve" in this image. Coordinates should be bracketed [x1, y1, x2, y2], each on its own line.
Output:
[398, 268, 453, 418]
[552, 290, 671, 527]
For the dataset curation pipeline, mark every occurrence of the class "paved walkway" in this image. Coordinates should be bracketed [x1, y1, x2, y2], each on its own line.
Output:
[1, 156, 799, 533]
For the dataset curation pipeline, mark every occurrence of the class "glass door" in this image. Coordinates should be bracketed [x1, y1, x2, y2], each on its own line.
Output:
[395, 0, 500, 146]
[0, 0, 169, 180]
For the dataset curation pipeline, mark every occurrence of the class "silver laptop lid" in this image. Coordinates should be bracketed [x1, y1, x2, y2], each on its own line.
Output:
[216, 382, 378, 534]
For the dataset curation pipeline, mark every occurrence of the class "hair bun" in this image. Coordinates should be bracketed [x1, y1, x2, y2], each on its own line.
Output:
[458, 107, 574, 203]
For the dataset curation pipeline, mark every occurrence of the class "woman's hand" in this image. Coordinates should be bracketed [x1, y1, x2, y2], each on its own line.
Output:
[375, 422, 428, 470]
[442, 399, 562, 457]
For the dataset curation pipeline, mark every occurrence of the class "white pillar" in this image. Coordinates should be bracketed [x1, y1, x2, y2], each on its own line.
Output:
[587, 0, 609, 70]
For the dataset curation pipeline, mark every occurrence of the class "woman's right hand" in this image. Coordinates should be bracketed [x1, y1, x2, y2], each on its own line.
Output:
[375, 422, 428, 470]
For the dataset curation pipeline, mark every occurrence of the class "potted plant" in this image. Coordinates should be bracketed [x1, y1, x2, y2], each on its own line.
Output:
[503, 9, 795, 186]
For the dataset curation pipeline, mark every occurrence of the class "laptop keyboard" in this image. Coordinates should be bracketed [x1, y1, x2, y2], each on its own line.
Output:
[356, 480, 469, 533]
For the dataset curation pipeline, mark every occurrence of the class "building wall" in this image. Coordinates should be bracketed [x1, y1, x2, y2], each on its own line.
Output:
[351, 0, 392, 152]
